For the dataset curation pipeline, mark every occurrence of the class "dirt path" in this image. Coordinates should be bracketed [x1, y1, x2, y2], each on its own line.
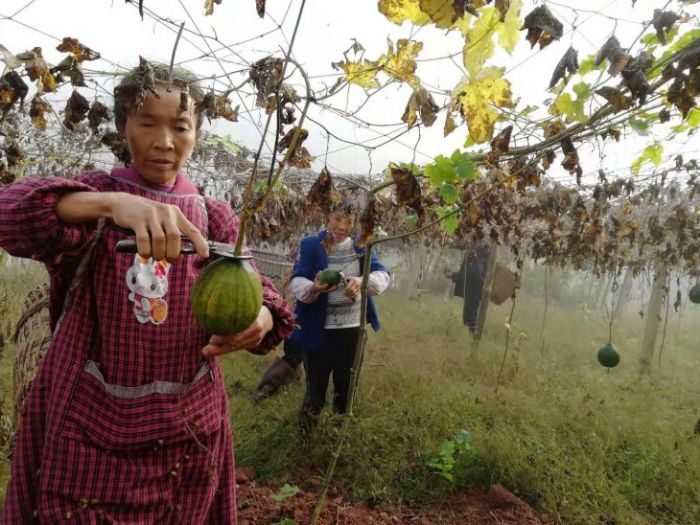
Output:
[236, 467, 551, 525]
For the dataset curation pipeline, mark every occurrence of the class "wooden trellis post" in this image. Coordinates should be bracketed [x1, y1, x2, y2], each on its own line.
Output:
[473, 245, 498, 342]
[639, 265, 668, 376]
[614, 268, 634, 319]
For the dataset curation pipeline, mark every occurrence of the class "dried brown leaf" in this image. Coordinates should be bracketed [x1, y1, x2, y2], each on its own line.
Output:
[196, 90, 239, 122]
[306, 167, 340, 214]
[549, 47, 579, 89]
[522, 5, 563, 49]
[101, 131, 131, 165]
[63, 90, 90, 131]
[444, 111, 458, 137]
[595, 86, 633, 111]
[390, 164, 425, 219]
[56, 37, 100, 62]
[113, 56, 159, 120]
[87, 100, 110, 132]
[358, 194, 381, 247]
[401, 86, 439, 128]
[204, 0, 222, 15]
[620, 66, 650, 105]
[29, 96, 52, 131]
[0, 71, 28, 114]
[594, 36, 630, 76]
[250, 57, 284, 109]
[495, 0, 510, 22]
[652, 9, 680, 45]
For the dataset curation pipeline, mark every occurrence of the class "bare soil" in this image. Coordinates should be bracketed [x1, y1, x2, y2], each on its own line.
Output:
[236, 466, 551, 525]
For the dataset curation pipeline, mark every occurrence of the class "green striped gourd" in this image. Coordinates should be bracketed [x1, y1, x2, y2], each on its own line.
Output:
[190, 258, 263, 335]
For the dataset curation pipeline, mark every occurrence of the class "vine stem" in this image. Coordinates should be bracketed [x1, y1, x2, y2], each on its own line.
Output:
[310, 245, 373, 524]
[496, 260, 523, 392]
[233, 0, 308, 255]
[540, 266, 548, 356]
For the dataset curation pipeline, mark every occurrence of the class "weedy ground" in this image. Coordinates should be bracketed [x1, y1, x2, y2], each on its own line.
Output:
[1, 261, 698, 525]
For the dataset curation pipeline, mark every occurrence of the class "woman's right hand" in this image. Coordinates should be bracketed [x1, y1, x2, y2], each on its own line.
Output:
[312, 271, 337, 294]
[108, 192, 209, 262]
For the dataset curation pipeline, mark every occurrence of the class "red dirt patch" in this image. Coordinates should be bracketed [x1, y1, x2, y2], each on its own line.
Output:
[236, 469, 550, 525]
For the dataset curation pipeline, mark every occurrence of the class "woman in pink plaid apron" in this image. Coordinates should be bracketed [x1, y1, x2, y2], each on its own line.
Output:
[0, 64, 294, 523]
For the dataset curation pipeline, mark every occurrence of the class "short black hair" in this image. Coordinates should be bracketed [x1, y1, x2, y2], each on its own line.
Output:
[113, 62, 205, 131]
[329, 199, 357, 216]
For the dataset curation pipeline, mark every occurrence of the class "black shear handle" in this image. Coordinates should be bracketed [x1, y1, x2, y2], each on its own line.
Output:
[115, 239, 198, 254]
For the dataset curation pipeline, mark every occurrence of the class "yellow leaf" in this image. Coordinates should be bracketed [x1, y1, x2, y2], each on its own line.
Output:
[453, 14, 474, 37]
[496, 0, 522, 53]
[418, 0, 462, 29]
[452, 67, 513, 143]
[463, 7, 500, 79]
[378, 0, 430, 25]
[462, 1, 521, 79]
[377, 39, 423, 87]
[336, 60, 380, 88]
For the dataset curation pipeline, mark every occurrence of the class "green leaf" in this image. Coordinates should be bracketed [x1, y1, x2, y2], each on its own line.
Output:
[399, 161, 421, 175]
[450, 149, 476, 179]
[672, 123, 689, 133]
[405, 213, 419, 226]
[578, 53, 603, 75]
[686, 107, 700, 128]
[272, 484, 300, 502]
[641, 32, 659, 46]
[454, 429, 473, 450]
[440, 183, 459, 204]
[629, 117, 650, 135]
[202, 133, 242, 154]
[438, 205, 460, 234]
[669, 28, 700, 54]
[425, 155, 457, 185]
[553, 81, 590, 123]
[631, 143, 663, 175]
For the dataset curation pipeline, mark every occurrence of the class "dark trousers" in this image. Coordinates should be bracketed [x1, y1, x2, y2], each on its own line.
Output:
[302, 327, 361, 415]
[281, 338, 304, 368]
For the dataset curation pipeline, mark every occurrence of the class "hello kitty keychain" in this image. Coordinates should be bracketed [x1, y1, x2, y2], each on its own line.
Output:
[126, 254, 170, 325]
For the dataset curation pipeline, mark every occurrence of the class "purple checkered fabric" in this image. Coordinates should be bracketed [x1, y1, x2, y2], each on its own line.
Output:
[0, 170, 294, 523]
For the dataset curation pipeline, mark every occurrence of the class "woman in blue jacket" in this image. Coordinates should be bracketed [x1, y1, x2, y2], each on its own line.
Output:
[289, 200, 390, 423]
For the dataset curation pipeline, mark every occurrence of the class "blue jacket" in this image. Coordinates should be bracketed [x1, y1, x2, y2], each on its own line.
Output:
[290, 230, 389, 352]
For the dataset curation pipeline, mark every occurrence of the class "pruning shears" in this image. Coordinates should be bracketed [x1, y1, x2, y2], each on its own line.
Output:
[114, 228, 251, 260]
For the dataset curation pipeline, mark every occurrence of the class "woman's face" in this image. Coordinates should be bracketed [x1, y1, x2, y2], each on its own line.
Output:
[327, 210, 355, 244]
[122, 85, 199, 186]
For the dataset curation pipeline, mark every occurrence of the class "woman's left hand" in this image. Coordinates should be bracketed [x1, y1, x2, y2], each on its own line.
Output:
[344, 276, 362, 301]
[202, 306, 273, 357]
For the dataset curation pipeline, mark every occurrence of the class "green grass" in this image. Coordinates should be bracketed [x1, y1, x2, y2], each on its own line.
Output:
[1, 264, 698, 524]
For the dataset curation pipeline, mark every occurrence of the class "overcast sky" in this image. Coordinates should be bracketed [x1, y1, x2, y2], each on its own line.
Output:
[1, 0, 698, 184]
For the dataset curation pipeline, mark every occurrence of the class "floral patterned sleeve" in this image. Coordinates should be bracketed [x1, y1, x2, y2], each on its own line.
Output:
[204, 198, 295, 354]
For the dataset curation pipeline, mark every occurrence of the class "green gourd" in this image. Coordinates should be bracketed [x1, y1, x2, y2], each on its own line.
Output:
[190, 258, 263, 335]
[318, 268, 342, 286]
[689, 283, 700, 304]
[597, 342, 620, 368]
